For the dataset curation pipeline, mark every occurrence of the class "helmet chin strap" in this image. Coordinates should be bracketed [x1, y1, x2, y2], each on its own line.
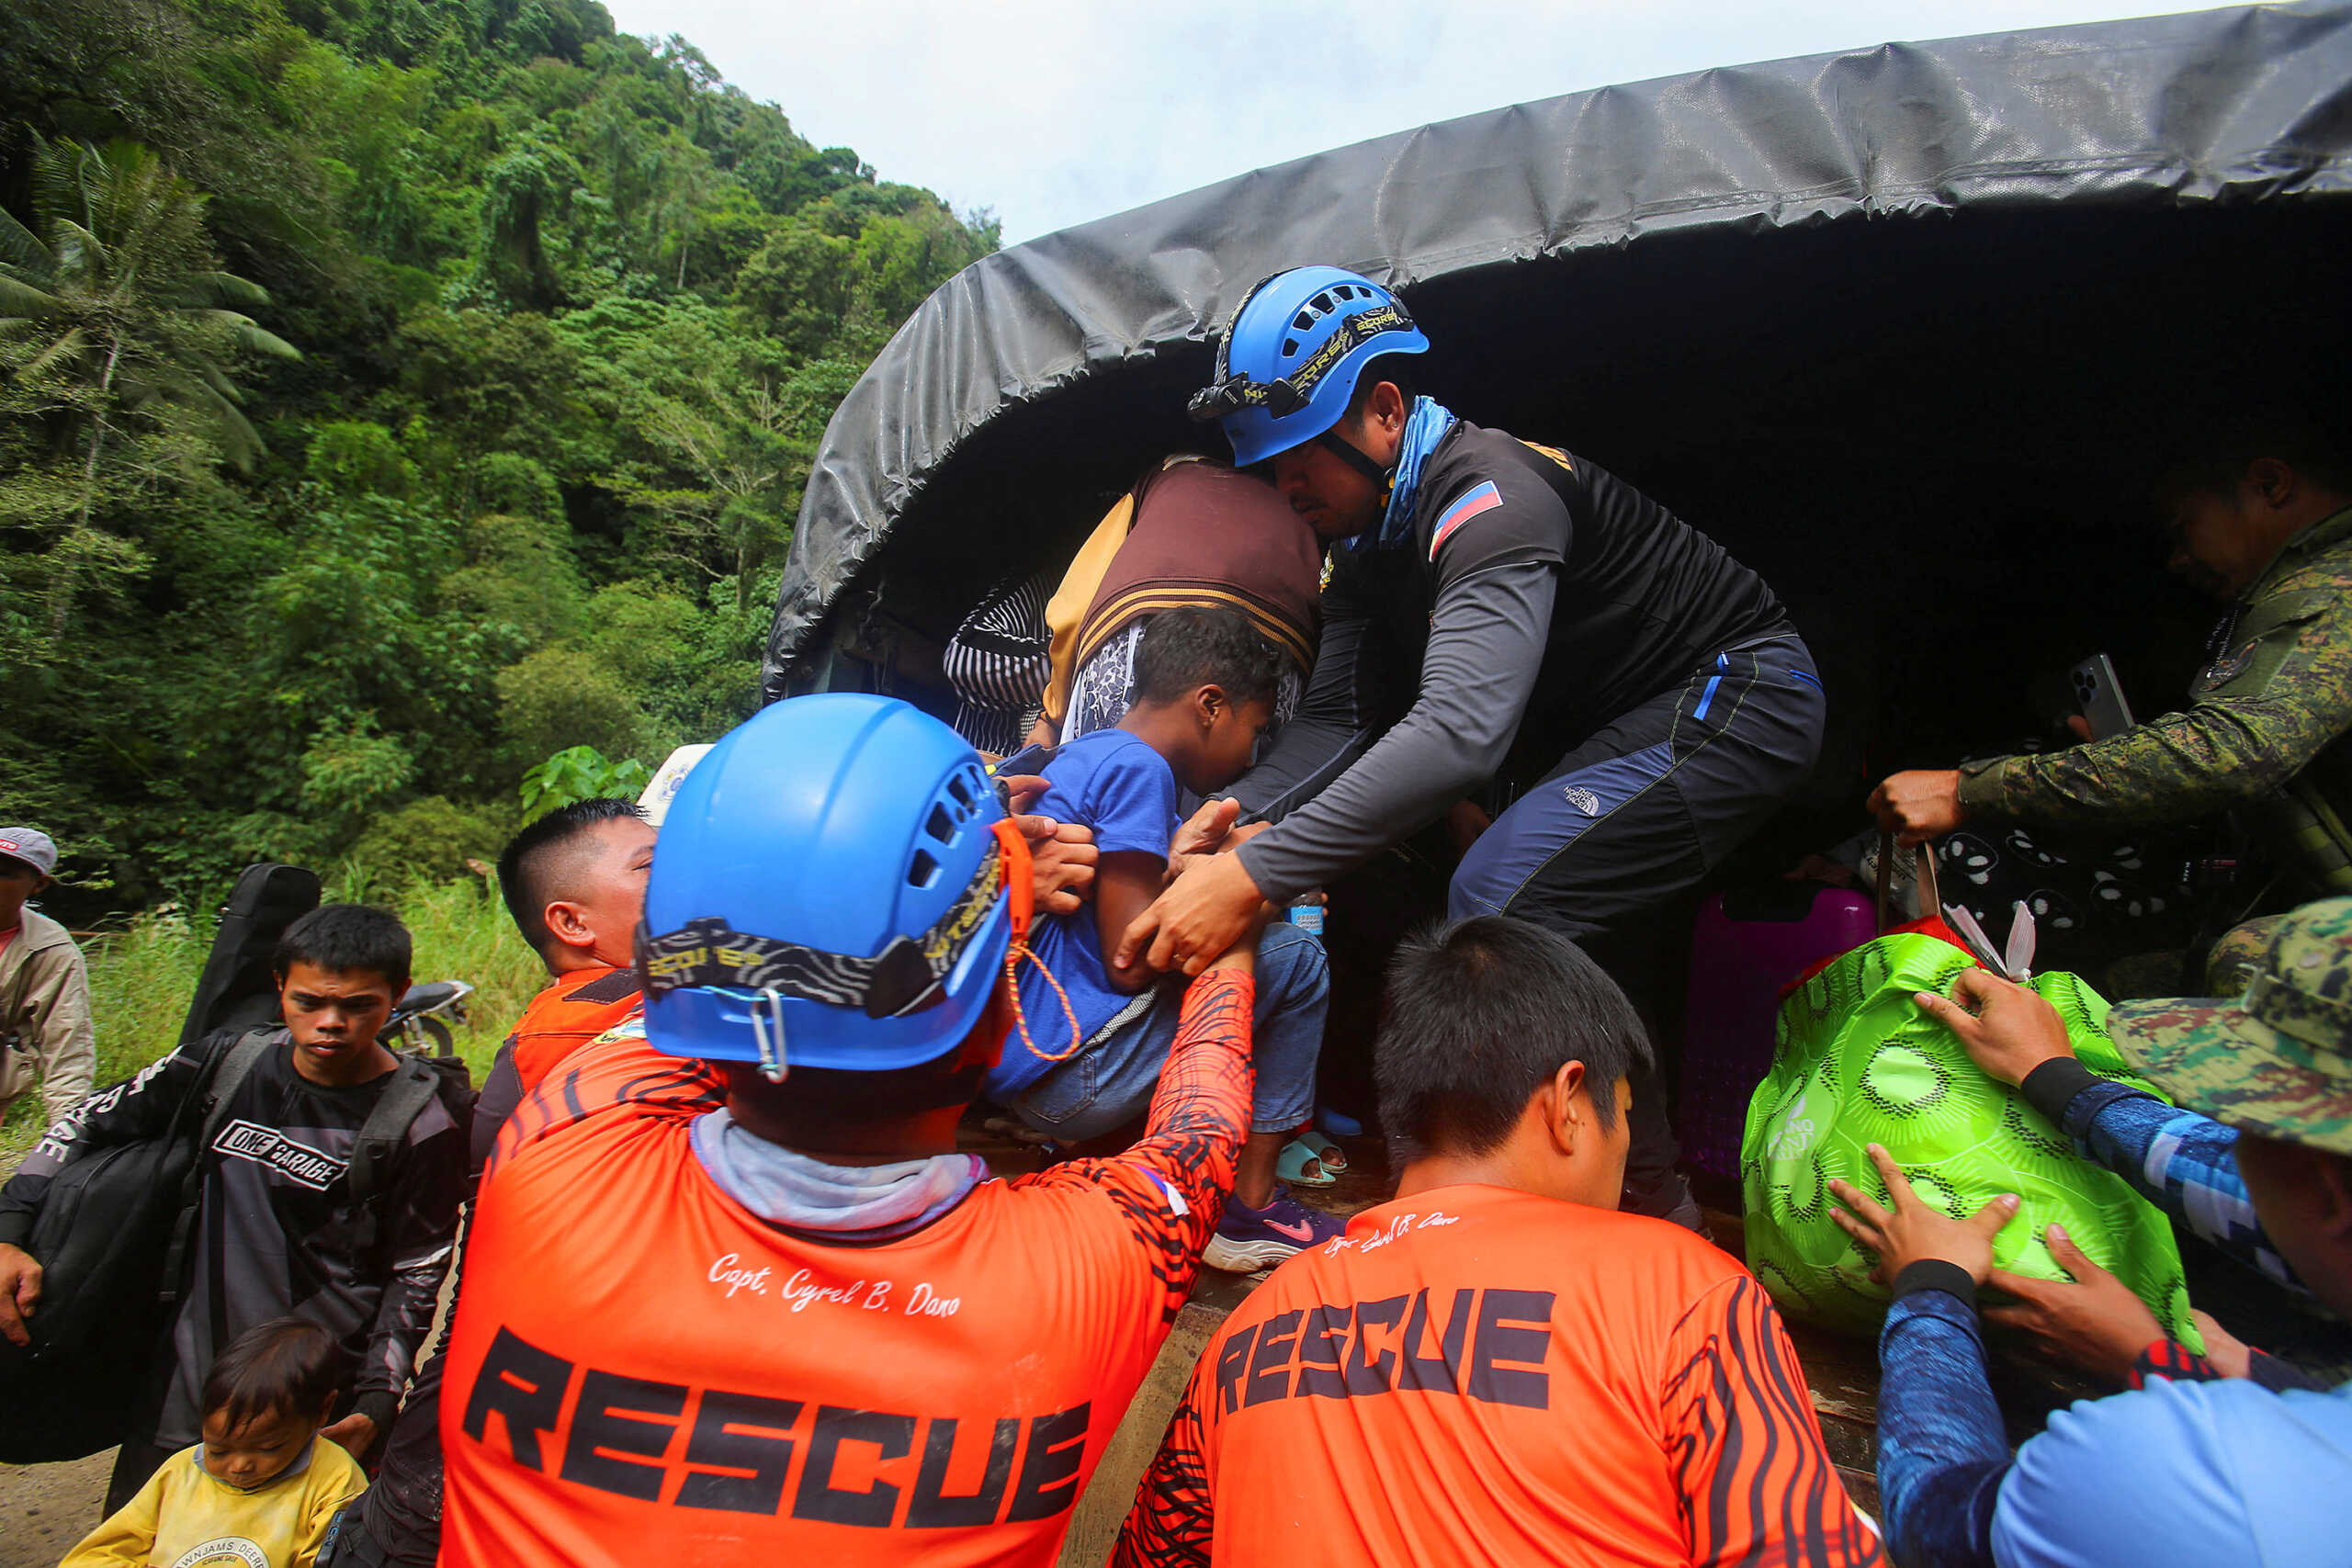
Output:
[1314, 426, 1392, 485]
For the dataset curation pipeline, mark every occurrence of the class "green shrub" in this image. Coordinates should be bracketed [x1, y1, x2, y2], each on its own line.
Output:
[349, 795, 515, 886]
[517, 744, 651, 823]
[496, 645, 647, 766]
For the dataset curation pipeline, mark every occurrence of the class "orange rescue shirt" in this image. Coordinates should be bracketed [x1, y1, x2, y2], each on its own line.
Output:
[439, 969, 1254, 1568]
[508, 964, 644, 1092]
[1118, 1186, 1883, 1568]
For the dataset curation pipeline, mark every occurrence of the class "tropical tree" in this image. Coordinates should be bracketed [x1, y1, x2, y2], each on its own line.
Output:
[0, 0, 998, 910]
[0, 136, 300, 517]
[0, 138, 298, 630]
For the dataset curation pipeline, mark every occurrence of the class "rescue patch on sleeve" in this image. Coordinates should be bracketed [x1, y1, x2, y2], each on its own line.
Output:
[1429, 481, 1503, 561]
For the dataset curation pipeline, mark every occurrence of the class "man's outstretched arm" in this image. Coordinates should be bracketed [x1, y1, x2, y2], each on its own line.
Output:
[1027, 954, 1256, 1324]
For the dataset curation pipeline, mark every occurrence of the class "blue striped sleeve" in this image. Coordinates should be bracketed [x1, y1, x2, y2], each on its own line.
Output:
[1876, 1273, 2009, 1568]
[2027, 1061, 2297, 1289]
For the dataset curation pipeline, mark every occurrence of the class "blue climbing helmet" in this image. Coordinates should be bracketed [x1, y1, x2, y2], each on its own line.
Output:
[637, 694, 1031, 1080]
[1189, 265, 1430, 468]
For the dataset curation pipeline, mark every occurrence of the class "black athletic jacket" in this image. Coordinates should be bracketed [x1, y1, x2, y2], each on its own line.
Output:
[1232, 423, 1789, 899]
[0, 1029, 468, 1446]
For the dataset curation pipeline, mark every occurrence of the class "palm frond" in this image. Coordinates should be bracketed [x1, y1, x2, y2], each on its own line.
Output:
[50, 220, 110, 282]
[27, 135, 82, 235]
[177, 374, 265, 468]
[187, 271, 271, 310]
[194, 360, 244, 405]
[0, 274, 63, 320]
[0, 208, 57, 287]
[14, 326, 88, 381]
[233, 322, 301, 362]
[191, 310, 300, 361]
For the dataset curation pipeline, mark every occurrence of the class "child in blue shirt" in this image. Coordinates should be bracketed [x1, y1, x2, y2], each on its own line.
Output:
[986, 606, 1339, 1269]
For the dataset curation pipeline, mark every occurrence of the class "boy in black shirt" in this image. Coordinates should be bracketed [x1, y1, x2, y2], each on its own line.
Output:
[0, 906, 469, 1509]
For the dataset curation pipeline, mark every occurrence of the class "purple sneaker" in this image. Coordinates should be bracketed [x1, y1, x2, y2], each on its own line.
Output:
[1203, 1185, 1346, 1272]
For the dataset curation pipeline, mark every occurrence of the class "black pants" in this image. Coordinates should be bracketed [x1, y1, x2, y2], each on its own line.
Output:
[1450, 633, 1826, 1213]
[106, 1435, 179, 1515]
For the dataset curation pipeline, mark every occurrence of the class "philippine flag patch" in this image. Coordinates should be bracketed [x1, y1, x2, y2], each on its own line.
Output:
[1429, 481, 1503, 560]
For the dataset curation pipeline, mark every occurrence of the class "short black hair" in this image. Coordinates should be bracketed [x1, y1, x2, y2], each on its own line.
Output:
[202, 1316, 349, 1433]
[1375, 915, 1653, 1165]
[1130, 605, 1283, 711]
[498, 798, 648, 955]
[274, 904, 410, 991]
[2153, 403, 2352, 502]
[1345, 353, 1419, 419]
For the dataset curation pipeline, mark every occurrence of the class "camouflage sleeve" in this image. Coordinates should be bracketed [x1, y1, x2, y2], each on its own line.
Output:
[1956, 583, 2352, 826]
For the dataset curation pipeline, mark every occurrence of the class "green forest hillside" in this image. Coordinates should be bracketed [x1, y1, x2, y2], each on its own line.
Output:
[0, 0, 996, 916]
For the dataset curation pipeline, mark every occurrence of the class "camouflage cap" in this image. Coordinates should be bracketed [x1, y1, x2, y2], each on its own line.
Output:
[2109, 897, 2352, 1156]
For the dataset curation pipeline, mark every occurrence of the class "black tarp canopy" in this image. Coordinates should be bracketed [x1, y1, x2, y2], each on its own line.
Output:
[764, 3, 2352, 818]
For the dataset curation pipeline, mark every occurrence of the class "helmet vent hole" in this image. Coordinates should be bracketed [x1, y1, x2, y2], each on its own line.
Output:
[1281, 337, 1297, 355]
[924, 803, 956, 844]
[1309, 290, 1335, 314]
[945, 773, 977, 809]
[1292, 310, 1315, 332]
[909, 849, 942, 888]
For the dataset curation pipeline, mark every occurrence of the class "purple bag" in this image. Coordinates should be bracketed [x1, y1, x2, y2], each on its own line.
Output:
[1679, 883, 1875, 1183]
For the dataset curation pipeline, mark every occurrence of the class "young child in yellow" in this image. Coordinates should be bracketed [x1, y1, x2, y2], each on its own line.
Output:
[62, 1317, 367, 1568]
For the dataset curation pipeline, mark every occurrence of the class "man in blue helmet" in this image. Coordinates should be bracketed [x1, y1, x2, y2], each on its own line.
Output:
[437, 694, 1261, 1566]
[1121, 265, 1826, 1224]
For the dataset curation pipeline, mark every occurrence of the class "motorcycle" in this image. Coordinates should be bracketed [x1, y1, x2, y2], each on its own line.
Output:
[377, 979, 475, 1055]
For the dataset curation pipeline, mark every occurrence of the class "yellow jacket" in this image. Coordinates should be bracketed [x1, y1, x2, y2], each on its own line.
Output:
[62, 1438, 366, 1568]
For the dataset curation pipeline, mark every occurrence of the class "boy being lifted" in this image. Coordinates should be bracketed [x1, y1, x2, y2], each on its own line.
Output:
[989, 605, 1338, 1269]
[438, 694, 1262, 1565]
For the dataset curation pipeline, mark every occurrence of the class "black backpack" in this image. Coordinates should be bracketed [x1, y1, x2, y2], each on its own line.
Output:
[0, 1027, 271, 1462]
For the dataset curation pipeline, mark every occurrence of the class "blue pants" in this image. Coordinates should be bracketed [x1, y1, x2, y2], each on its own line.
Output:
[1012, 921, 1329, 1141]
[1451, 632, 1826, 939]
[1450, 631, 1826, 1213]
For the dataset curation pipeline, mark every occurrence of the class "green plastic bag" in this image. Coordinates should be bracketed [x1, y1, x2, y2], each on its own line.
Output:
[1740, 932, 2200, 1348]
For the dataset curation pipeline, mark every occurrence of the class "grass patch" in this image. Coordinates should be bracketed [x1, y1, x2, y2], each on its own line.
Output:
[2, 873, 550, 1151]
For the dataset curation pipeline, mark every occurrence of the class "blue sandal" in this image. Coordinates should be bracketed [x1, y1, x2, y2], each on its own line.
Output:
[1277, 1135, 1339, 1187]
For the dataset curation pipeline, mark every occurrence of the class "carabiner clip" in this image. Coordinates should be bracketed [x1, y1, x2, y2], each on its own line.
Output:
[750, 987, 790, 1083]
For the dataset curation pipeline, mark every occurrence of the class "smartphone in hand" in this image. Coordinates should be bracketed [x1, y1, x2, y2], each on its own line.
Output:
[2070, 654, 2136, 741]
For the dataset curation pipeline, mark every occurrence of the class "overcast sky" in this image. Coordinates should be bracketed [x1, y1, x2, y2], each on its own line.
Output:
[601, 1, 2203, 244]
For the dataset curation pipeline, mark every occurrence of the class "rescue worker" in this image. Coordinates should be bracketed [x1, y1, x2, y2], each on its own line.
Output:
[436, 694, 1258, 1564]
[342, 786, 1104, 1566]
[1871, 418, 2352, 940]
[1117, 916, 1881, 1566]
[1121, 265, 1826, 1223]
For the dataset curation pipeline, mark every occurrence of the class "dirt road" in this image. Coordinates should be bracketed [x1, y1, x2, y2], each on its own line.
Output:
[1, 1451, 110, 1567]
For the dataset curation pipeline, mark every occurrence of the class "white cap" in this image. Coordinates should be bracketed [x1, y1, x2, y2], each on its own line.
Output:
[637, 745, 716, 827]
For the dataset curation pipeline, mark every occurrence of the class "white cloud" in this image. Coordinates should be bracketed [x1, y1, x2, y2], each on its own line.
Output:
[604, 0, 2202, 243]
